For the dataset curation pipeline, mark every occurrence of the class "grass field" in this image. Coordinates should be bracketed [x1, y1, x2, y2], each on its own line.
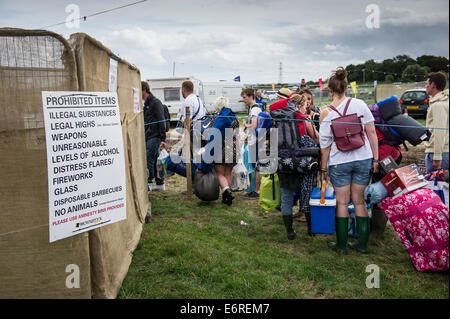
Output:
[117, 173, 448, 299]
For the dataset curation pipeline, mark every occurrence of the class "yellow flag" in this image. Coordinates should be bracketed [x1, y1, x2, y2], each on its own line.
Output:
[350, 81, 357, 98]
[272, 82, 275, 90]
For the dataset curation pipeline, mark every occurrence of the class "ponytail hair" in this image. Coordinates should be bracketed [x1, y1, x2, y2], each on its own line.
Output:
[328, 67, 348, 96]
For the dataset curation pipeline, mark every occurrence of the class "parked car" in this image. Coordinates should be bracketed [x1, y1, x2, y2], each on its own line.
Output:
[399, 88, 430, 117]
[265, 90, 278, 101]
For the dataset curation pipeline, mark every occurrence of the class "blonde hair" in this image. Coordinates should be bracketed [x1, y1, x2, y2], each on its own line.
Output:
[291, 94, 307, 107]
[213, 96, 229, 112]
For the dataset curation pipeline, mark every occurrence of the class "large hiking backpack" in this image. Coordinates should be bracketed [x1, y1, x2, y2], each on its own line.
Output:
[379, 188, 449, 272]
[162, 104, 171, 132]
[270, 102, 320, 174]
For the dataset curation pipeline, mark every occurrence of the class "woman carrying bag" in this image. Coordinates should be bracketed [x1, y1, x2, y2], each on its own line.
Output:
[319, 67, 379, 254]
[291, 94, 320, 236]
[212, 97, 240, 206]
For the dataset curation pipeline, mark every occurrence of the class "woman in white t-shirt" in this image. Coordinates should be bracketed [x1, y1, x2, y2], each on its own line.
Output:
[319, 67, 379, 255]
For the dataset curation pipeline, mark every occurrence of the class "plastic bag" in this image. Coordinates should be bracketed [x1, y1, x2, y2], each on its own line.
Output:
[231, 162, 249, 191]
[156, 148, 169, 179]
[259, 174, 281, 210]
[425, 178, 449, 206]
[364, 181, 389, 205]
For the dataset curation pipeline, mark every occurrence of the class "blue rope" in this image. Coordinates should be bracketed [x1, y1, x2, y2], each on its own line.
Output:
[143, 115, 449, 131]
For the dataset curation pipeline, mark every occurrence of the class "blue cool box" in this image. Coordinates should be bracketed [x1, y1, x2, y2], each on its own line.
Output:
[309, 187, 336, 234]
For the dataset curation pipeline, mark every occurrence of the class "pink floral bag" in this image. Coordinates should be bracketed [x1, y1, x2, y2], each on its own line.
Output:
[379, 188, 449, 272]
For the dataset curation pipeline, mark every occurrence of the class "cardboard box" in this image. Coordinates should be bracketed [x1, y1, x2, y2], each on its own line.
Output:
[381, 164, 428, 198]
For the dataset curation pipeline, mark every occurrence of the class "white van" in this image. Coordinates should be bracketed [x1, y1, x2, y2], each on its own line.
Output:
[146, 76, 203, 121]
[202, 81, 246, 113]
[146, 77, 246, 121]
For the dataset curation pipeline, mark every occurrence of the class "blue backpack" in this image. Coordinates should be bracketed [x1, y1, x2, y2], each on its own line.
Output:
[198, 107, 236, 173]
[256, 111, 272, 136]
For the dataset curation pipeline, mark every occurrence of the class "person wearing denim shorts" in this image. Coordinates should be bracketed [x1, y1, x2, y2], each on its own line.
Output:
[319, 67, 379, 255]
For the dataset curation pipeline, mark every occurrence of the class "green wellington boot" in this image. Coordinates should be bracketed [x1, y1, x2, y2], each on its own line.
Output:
[348, 216, 370, 254]
[328, 217, 348, 254]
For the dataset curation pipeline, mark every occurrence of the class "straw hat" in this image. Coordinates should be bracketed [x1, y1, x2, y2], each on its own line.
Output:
[276, 88, 292, 99]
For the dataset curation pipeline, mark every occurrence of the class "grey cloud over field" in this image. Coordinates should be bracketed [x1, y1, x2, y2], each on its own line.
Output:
[1, 0, 448, 83]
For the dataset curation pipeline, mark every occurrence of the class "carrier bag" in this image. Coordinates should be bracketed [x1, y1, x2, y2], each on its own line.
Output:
[379, 188, 449, 272]
[259, 174, 281, 210]
[364, 181, 389, 205]
[193, 167, 220, 201]
[231, 162, 249, 191]
[156, 148, 169, 179]
[424, 170, 449, 206]
[329, 98, 366, 152]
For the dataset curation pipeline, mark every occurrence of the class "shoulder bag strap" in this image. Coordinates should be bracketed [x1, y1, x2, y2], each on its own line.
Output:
[192, 96, 202, 120]
[328, 97, 352, 117]
[342, 97, 352, 116]
[328, 105, 342, 117]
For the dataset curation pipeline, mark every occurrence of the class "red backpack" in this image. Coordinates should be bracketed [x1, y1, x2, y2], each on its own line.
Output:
[329, 98, 365, 152]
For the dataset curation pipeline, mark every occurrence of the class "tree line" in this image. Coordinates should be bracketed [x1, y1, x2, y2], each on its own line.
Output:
[344, 55, 449, 84]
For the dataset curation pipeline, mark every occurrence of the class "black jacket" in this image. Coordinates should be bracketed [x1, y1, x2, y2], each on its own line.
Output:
[143, 92, 166, 142]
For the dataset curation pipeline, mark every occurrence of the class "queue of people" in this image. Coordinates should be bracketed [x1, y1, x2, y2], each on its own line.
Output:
[142, 69, 449, 256]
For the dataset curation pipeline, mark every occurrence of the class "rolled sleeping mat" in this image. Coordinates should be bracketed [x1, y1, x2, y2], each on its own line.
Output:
[386, 114, 431, 146]
[377, 95, 402, 122]
[193, 167, 220, 201]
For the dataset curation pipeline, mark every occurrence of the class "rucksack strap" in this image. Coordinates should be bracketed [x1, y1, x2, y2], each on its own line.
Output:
[192, 96, 202, 120]
[329, 97, 352, 117]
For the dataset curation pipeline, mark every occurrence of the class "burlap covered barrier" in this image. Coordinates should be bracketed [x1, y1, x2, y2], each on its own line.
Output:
[69, 33, 148, 299]
[0, 28, 91, 298]
[375, 82, 426, 102]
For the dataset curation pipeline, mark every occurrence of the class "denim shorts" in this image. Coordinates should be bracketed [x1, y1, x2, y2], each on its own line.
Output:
[328, 159, 372, 187]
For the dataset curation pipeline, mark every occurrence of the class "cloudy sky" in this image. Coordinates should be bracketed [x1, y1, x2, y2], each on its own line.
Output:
[1, 0, 448, 84]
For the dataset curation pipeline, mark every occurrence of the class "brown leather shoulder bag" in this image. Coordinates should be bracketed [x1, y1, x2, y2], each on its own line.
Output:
[329, 98, 365, 152]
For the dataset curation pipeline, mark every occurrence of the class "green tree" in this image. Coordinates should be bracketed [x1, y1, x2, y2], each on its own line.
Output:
[392, 55, 416, 80]
[417, 55, 450, 73]
[385, 74, 394, 83]
[402, 64, 428, 82]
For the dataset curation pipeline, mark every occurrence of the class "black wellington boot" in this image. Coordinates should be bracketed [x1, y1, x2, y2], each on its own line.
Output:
[222, 188, 234, 206]
[305, 211, 315, 237]
[282, 215, 297, 240]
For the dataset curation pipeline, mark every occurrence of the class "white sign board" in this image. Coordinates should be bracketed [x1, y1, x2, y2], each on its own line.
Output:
[109, 58, 118, 92]
[42, 91, 127, 242]
[133, 88, 140, 113]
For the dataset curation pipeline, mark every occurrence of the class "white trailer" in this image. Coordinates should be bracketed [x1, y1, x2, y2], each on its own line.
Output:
[202, 81, 246, 113]
[146, 77, 246, 121]
[146, 76, 203, 121]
